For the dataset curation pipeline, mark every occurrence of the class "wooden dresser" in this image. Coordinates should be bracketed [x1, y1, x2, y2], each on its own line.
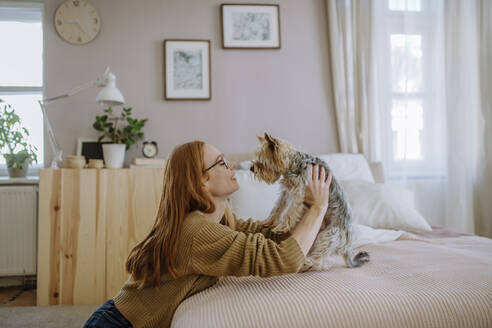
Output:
[37, 168, 164, 305]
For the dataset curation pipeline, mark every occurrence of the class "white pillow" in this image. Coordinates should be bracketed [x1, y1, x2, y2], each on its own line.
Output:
[229, 170, 281, 221]
[340, 179, 431, 232]
[317, 153, 375, 183]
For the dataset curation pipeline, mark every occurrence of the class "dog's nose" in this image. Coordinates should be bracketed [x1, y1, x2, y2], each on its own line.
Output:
[250, 165, 255, 173]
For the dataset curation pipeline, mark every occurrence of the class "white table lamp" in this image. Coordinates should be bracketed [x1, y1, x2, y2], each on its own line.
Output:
[95, 69, 125, 105]
[39, 67, 125, 169]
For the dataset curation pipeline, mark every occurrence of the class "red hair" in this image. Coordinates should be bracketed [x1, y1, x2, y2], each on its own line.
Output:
[126, 141, 234, 289]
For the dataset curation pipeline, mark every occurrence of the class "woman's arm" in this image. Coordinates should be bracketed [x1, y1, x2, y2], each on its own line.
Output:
[190, 222, 305, 277]
[233, 215, 266, 234]
[290, 164, 332, 256]
[233, 215, 290, 242]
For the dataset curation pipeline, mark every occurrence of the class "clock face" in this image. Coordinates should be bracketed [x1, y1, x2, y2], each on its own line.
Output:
[54, 0, 101, 45]
[143, 142, 158, 158]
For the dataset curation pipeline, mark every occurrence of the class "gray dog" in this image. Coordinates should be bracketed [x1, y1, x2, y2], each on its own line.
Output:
[251, 133, 370, 272]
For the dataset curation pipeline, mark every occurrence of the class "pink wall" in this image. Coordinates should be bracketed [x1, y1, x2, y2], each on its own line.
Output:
[43, 0, 338, 166]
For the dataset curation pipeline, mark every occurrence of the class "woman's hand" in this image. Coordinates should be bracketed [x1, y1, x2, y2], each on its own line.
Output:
[290, 164, 333, 256]
[304, 164, 332, 212]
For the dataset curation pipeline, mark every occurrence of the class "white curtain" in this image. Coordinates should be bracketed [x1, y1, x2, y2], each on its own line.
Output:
[327, 0, 490, 235]
[326, 0, 376, 156]
[442, 0, 482, 233]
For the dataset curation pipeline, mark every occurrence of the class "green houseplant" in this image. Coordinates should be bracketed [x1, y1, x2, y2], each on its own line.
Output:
[93, 106, 147, 168]
[0, 99, 38, 178]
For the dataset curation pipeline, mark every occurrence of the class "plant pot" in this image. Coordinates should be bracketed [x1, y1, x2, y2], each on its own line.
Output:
[7, 161, 29, 178]
[102, 144, 126, 168]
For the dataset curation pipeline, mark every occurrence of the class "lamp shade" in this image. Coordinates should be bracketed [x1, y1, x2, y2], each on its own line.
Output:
[96, 68, 125, 105]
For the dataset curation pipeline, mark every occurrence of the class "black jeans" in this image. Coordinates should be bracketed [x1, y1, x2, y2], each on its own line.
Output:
[83, 299, 133, 328]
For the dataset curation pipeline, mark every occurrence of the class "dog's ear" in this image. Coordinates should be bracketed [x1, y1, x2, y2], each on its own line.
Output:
[264, 133, 278, 145]
[257, 135, 265, 143]
[264, 133, 278, 152]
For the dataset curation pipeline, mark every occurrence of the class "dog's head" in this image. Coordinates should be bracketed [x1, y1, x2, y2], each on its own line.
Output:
[251, 132, 293, 184]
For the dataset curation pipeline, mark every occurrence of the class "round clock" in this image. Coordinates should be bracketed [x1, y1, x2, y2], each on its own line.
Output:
[54, 0, 101, 45]
[143, 141, 159, 159]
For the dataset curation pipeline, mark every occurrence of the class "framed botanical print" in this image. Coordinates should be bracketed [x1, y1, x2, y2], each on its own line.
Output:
[221, 4, 281, 49]
[164, 39, 211, 100]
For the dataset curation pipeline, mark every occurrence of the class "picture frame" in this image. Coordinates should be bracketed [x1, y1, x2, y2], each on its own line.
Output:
[164, 39, 211, 100]
[76, 138, 112, 162]
[221, 4, 281, 49]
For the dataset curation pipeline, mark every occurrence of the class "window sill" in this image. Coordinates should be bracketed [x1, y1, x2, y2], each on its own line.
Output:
[0, 176, 39, 185]
[388, 174, 446, 181]
[0, 164, 42, 179]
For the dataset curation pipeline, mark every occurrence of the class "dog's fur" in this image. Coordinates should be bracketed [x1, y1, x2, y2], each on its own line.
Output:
[251, 133, 369, 272]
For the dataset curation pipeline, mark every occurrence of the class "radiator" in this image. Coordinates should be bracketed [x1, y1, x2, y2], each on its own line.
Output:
[0, 185, 38, 276]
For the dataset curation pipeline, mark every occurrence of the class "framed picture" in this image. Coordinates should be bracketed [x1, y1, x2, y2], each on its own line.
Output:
[164, 39, 211, 100]
[77, 138, 112, 162]
[221, 4, 281, 49]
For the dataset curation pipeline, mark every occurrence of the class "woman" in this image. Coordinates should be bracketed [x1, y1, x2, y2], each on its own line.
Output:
[83, 141, 332, 328]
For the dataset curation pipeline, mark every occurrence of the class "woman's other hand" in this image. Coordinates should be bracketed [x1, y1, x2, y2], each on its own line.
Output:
[304, 164, 332, 212]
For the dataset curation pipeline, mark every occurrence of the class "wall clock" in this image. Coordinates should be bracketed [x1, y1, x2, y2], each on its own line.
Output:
[54, 0, 101, 45]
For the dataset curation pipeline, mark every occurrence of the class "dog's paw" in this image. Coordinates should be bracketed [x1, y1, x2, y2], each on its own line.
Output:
[355, 251, 370, 263]
[300, 260, 314, 272]
[300, 262, 327, 272]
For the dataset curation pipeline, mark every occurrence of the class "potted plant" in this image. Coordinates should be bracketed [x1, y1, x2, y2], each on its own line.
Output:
[0, 99, 38, 178]
[93, 106, 147, 168]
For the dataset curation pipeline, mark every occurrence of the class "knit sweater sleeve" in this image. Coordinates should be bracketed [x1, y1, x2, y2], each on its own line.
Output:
[233, 215, 265, 234]
[191, 220, 305, 277]
[233, 213, 291, 243]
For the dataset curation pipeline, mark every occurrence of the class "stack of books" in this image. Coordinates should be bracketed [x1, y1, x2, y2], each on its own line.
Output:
[130, 158, 167, 168]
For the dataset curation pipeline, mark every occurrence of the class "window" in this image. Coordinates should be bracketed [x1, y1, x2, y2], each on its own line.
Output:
[381, 0, 445, 178]
[389, 0, 421, 12]
[0, 1, 44, 175]
[390, 34, 423, 161]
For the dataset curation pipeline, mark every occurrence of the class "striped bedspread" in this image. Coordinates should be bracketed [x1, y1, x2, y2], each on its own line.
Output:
[171, 231, 492, 328]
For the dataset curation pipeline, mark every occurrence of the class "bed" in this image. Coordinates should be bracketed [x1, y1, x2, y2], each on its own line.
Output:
[171, 153, 492, 328]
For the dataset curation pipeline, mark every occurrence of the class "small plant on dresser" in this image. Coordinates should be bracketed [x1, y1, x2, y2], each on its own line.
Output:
[92, 106, 147, 168]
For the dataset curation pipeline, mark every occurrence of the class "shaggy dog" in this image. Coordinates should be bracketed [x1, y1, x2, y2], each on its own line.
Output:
[251, 133, 369, 271]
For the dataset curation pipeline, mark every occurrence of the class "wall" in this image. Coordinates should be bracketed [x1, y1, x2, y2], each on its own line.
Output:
[43, 0, 338, 166]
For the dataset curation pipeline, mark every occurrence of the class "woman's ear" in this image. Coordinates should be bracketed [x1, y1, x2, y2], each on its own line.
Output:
[201, 173, 210, 188]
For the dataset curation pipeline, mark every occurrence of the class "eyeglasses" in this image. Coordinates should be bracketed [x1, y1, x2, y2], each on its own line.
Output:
[204, 155, 230, 172]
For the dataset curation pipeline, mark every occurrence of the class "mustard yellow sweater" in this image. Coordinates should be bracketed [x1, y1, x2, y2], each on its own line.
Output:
[113, 211, 305, 328]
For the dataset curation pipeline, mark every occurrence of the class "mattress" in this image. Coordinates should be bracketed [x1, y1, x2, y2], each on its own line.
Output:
[171, 227, 492, 328]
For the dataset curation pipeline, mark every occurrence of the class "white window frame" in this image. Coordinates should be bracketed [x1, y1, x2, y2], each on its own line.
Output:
[381, 1, 445, 180]
[0, 0, 44, 177]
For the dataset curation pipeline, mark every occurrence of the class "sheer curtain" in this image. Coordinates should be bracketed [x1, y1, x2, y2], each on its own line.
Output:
[326, 0, 377, 156]
[327, 0, 490, 235]
[442, 0, 482, 233]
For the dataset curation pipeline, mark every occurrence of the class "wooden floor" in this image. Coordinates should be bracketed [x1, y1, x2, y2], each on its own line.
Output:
[0, 287, 36, 307]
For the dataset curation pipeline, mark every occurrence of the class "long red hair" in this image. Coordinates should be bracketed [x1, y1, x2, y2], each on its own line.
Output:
[126, 140, 235, 289]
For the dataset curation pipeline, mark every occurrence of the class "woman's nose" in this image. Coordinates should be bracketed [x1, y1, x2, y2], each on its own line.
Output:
[230, 161, 237, 170]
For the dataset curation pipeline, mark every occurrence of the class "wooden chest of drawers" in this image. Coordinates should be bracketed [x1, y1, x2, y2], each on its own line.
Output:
[37, 168, 163, 305]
